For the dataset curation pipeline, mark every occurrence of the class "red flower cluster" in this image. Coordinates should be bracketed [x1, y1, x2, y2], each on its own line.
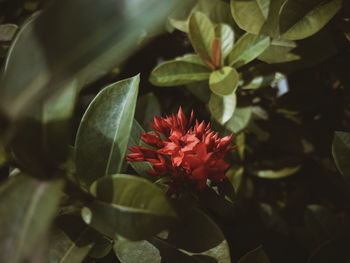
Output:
[127, 107, 235, 195]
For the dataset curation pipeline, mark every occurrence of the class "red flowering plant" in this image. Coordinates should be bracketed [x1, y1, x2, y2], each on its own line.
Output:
[127, 107, 236, 196]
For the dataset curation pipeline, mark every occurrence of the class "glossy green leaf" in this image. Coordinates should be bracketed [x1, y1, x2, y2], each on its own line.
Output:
[82, 174, 177, 241]
[189, 11, 216, 61]
[255, 165, 301, 179]
[0, 175, 63, 263]
[332, 131, 350, 183]
[209, 67, 239, 96]
[49, 214, 100, 263]
[75, 75, 139, 188]
[0, 0, 182, 120]
[230, 0, 342, 40]
[209, 92, 236, 125]
[215, 24, 235, 60]
[150, 59, 211, 87]
[280, 0, 342, 40]
[228, 33, 270, 68]
[258, 38, 300, 63]
[127, 120, 154, 181]
[176, 53, 207, 66]
[238, 246, 271, 263]
[226, 106, 253, 133]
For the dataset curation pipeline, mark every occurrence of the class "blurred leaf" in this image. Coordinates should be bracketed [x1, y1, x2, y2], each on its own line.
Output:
[332, 131, 350, 183]
[49, 214, 99, 263]
[209, 67, 239, 96]
[0, 23, 18, 41]
[226, 106, 253, 134]
[115, 238, 203, 263]
[215, 24, 234, 61]
[9, 80, 77, 177]
[240, 64, 285, 90]
[75, 75, 139, 188]
[189, 11, 215, 62]
[308, 234, 350, 263]
[255, 165, 301, 179]
[209, 92, 237, 125]
[150, 59, 211, 87]
[88, 235, 113, 259]
[280, 0, 342, 40]
[0, 175, 63, 263]
[304, 205, 340, 245]
[127, 120, 154, 181]
[230, 0, 341, 40]
[0, 0, 182, 120]
[228, 33, 270, 68]
[237, 246, 271, 263]
[82, 174, 177, 241]
[258, 38, 300, 63]
[135, 92, 161, 130]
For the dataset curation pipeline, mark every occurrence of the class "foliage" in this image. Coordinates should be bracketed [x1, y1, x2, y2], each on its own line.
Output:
[0, 0, 349, 262]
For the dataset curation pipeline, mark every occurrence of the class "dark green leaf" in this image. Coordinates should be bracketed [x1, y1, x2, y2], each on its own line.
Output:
[127, 120, 154, 181]
[135, 93, 161, 130]
[255, 165, 301, 179]
[238, 246, 271, 263]
[82, 174, 177, 241]
[0, 175, 63, 263]
[332, 131, 350, 182]
[49, 214, 100, 263]
[75, 75, 139, 188]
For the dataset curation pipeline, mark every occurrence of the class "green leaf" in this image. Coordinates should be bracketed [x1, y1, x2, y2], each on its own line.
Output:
[49, 214, 100, 263]
[228, 33, 270, 68]
[0, 175, 63, 263]
[280, 0, 342, 40]
[189, 11, 216, 61]
[226, 106, 253, 133]
[209, 92, 236, 125]
[258, 38, 300, 63]
[332, 131, 350, 183]
[75, 75, 139, 188]
[127, 120, 155, 181]
[0, 0, 182, 120]
[150, 59, 211, 87]
[0, 23, 18, 42]
[237, 246, 271, 263]
[115, 207, 231, 263]
[186, 81, 211, 103]
[82, 174, 177, 241]
[8, 80, 77, 177]
[215, 24, 235, 61]
[135, 92, 161, 130]
[230, 0, 342, 40]
[209, 67, 239, 96]
[115, 238, 202, 263]
[230, 0, 280, 36]
[255, 165, 301, 179]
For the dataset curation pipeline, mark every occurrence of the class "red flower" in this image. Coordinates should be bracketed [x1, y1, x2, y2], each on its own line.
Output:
[127, 107, 235, 196]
